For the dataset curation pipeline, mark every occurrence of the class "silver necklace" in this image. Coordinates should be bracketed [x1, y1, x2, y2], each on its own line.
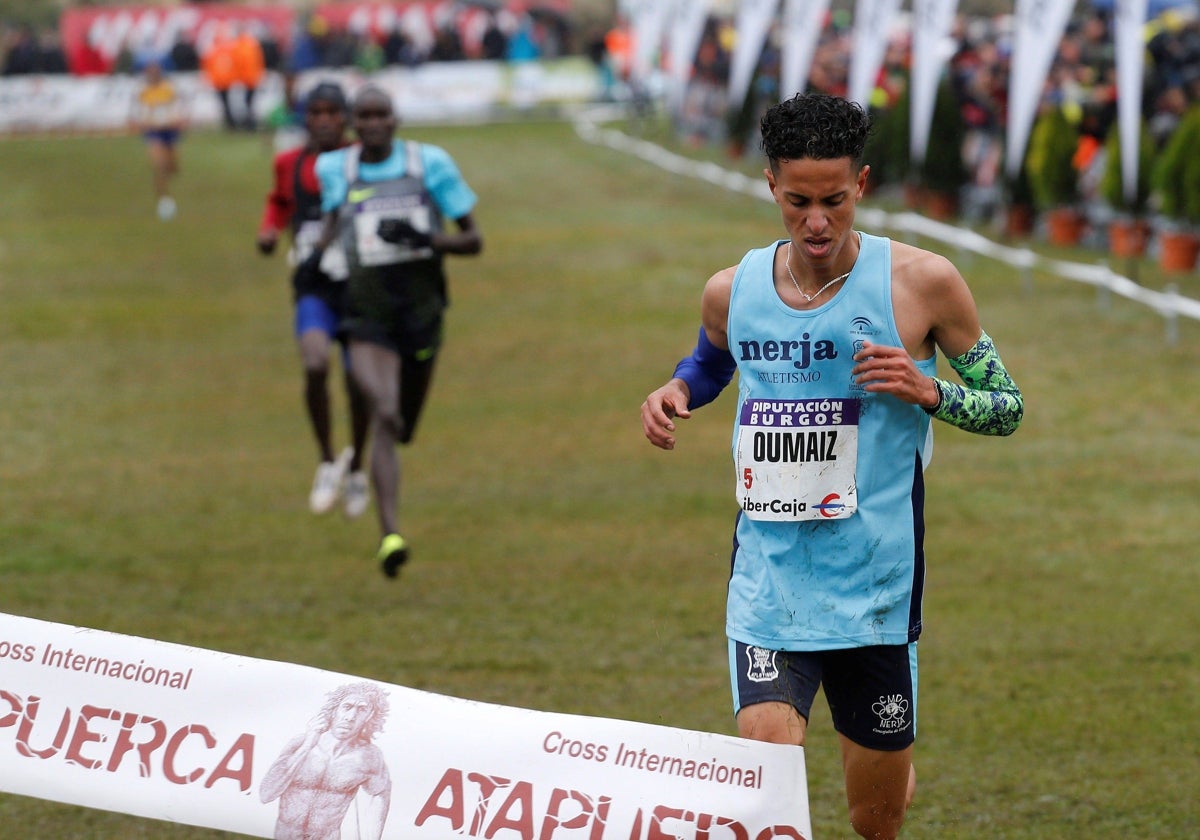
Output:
[785, 243, 851, 302]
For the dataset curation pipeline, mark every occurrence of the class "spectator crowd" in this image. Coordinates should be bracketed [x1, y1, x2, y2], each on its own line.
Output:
[1, 6, 573, 78]
[5, 2, 1199, 249]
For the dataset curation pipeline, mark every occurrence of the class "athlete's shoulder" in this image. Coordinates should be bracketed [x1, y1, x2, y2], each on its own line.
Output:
[274, 145, 304, 169]
[708, 264, 738, 291]
[314, 145, 351, 178]
[703, 265, 737, 320]
[889, 238, 959, 288]
[418, 142, 463, 175]
[316, 145, 350, 165]
[734, 240, 781, 273]
[416, 141, 451, 160]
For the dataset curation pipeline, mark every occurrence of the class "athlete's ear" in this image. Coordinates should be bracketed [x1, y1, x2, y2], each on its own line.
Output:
[764, 167, 779, 201]
[856, 165, 870, 199]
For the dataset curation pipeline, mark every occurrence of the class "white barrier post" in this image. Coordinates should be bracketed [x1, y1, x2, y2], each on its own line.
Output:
[1165, 283, 1180, 345]
[1018, 248, 1036, 298]
[1098, 261, 1113, 312]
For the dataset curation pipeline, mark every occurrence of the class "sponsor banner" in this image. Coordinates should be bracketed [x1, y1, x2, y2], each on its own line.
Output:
[58, 2, 571, 77]
[1113, 0, 1150, 204]
[59, 4, 295, 76]
[667, 0, 712, 106]
[625, 0, 674, 82]
[1004, 0, 1075, 178]
[307, 1, 571, 59]
[779, 0, 832, 99]
[727, 0, 781, 109]
[0, 612, 812, 839]
[909, 0, 959, 164]
[847, 0, 903, 109]
[0, 61, 600, 135]
[0, 71, 234, 134]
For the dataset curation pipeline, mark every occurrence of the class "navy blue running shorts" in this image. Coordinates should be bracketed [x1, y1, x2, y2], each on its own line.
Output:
[729, 639, 918, 751]
[294, 294, 350, 369]
[295, 292, 340, 340]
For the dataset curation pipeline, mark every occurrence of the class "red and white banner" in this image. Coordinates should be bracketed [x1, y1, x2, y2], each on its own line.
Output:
[307, 1, 570, 59]
[0, 612, 812, 838]
[58, 2, 572, 77]
[59, 4, 295, 76]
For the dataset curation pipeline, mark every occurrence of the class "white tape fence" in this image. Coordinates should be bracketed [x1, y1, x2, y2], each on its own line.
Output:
[572, 108, 1199, 344]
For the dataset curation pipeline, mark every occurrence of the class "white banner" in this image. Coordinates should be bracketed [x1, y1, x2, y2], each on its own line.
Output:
[847, 0, 902, 109]
[779, 0, 831, 100]
[1004, 0, 1076, 178]
[666, 0, 713, 107]
[909, 0, 960, 164]
[0, 60, 601, 134]
[727, 0, 781, 110]
[1113, 0, 1150, 204]
[629, 0, 674, 82]
[0, 612, 812, 839]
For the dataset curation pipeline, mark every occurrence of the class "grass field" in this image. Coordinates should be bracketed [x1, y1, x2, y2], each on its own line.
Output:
[1, 116, 1198, 839]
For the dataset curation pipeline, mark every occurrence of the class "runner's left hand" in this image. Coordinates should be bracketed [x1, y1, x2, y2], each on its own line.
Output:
[377, 218, 432, 249]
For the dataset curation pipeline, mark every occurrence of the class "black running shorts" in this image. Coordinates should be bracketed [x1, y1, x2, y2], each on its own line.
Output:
[730, 640, 917, 751]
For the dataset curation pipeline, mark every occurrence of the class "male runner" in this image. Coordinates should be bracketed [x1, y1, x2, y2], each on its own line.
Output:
[257, 82, 370, 517]
[641, 93, 1023, 839]
[309, 85, 483, 577]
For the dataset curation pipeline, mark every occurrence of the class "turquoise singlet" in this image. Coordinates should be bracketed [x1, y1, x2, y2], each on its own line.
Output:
[725, 232, 937, 651]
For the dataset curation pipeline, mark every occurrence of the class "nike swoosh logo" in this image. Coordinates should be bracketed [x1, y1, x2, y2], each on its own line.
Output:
[347, 187, 375, 203]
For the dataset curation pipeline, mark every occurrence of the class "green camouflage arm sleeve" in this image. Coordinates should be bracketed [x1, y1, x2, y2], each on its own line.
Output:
[924, 332, 1023, 436]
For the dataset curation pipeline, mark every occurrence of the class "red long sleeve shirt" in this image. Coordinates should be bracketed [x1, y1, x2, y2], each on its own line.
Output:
[259, 145, 318, 238]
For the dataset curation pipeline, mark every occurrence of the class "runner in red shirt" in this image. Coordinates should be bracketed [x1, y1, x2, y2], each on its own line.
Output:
[257, 82, 370, 518]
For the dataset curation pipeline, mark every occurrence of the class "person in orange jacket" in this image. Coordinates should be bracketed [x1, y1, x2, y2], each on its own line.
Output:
[202, 26, 238, 130]
[233, 28, 266, 131]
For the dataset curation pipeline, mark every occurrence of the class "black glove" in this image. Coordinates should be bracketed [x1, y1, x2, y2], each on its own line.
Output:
[377, 218, 433, 249]
[294, 249, 325, 288]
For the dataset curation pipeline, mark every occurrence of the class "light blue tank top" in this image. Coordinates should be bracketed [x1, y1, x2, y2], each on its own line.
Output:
[315, 141, 477, 220]
[725, 232, 937, 650]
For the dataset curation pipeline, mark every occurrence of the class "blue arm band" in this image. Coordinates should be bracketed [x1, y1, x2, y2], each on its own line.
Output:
[672, 327, 736, 409]
[924, 331, 1023, 436]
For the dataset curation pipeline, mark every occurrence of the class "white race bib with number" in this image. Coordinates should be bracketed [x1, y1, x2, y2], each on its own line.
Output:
[291, 220, 348, 280]
[353, 206, 434, 267]
[734, 398, 860, 521]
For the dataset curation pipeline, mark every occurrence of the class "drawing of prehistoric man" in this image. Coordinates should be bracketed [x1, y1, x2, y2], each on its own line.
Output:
[260, 681, 392, 839]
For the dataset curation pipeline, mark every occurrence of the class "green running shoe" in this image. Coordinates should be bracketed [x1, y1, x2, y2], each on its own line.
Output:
[377, 533, 408, 579]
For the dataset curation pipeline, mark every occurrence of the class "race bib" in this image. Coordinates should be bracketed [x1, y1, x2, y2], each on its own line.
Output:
[291, 221, 348, 280]
[353, 206, 434, 267]
[734, 398, 860, 521]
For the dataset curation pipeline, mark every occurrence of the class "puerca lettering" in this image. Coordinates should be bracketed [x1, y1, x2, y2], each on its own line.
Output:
[0, 690, 254, 791]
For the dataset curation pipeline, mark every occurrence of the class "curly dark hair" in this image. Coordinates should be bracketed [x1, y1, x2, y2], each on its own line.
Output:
[760, 93, 872, 170]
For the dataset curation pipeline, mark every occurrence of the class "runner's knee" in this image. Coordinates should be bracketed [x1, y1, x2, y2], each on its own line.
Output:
[845, 763, 912, 840]
[847, 799, 906, 840]
[303, 361, 329, 383]
[374, 404, 403, 439]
